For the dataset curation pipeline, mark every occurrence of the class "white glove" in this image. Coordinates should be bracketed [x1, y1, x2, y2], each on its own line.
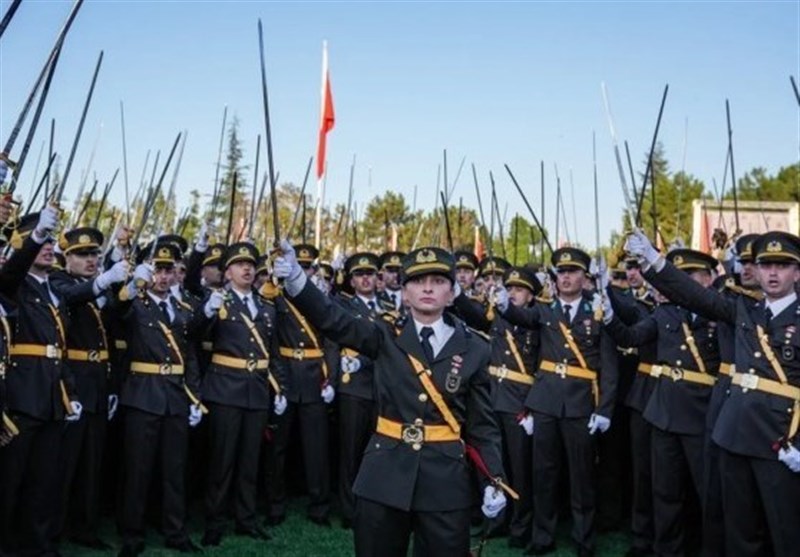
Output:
[332, 253, 346, 271]
[602, 294, 614, 325]
[204, 290, 225, 318]
[274, 240, 307, 296]
[723, 242, 737, 263]
[33, 205, 59, 241]
[133, 263, 153, 284]
[625, 228, 660, 266]
[195, 221, 210, 252]
[340, 355, 361, 374]
[188, 404, 203, 427]
[273, 394, 287, 416]
[65, 401, 83, 422]
[321, 384, 335, 404]
[481, 486, 507, 519]
[588, 413, 611, 435]
[108, 394, 119, 420]
[493, 285, 509, 313]
[778, 445, 800, 472]
[96, 260, 130, 291]
[518, 414, 534, 436]
[0, 160, 8, 184]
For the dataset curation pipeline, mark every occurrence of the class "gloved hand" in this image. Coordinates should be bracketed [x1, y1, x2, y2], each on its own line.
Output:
[33, 205, 59, 242]
[331, 253, 346, 271]
[778, 445, 800, 472]
[340, 355, 361, 374]
[723, 242, 737, 263]
[625, 228, 660, 267]
[188, 404, 203, 427]
[195, 221, 210, 252]
[321, 384, 335, 404]
[108, 394, 119, 420]
[481, 486, 507, 519]
[273, 394, 287, 416]
[204, 290, 225, 318]
[0, 159, 8, 184]
[588, 413, 611, 435]
[133, 263, 153, 284]
[273, 241, 303, 281]
[518, 414, 534, 436]
[602, 294, 614, 325]
[65, 401, 83, 422]
[96, 260, 130, 291]
[493, 285, 510, 314]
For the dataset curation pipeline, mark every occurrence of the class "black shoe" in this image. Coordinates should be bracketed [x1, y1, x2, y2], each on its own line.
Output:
[71, 536, 113, 550]
[526, 542, 557, 555]
[118, 542, 144, 557]
[340, 518, 352, 530]
[165, 538, 202, 553]
[201, 531, 222, 547]
[266, 514, 286, 527]
[308, 516, 331, 527]
[234, 525, 271, 540]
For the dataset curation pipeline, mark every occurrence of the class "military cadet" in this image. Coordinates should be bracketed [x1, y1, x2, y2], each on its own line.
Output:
[602, 248, 721, 557]
[627, 229, 800, 557]
[50, 227, 129, 550]
[378, 251, 405, 312]
[114, 241, 204, 556]
[192, 242, 286, 546]
[478, 256, 511, 294]
[185, 227, 225, 372]
[267, 242, 337, 527]
[254, 255, 271, 291]
[495, 247, 618, 557]
[604, 258, 658, 557]
[0, 207, 82, 556]
[453, 265, 542, 548]
[453, 250, 479, 295]
[335, 252, 393, 529]
[317, 260, 335, 296]
[273, 242, 507, 557]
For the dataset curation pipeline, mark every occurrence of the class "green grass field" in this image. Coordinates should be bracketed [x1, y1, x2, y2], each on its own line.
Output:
[62, 500, 631, 556]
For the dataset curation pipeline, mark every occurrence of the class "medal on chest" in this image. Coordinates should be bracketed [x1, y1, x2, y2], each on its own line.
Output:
[446, 355, 463, 393]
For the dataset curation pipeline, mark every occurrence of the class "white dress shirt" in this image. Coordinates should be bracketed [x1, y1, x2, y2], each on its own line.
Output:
[765, 291, 798, 320]
[413, 316, 454, 358]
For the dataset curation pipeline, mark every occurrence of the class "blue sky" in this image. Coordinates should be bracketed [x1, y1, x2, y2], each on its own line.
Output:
[1, 0, 798, 248]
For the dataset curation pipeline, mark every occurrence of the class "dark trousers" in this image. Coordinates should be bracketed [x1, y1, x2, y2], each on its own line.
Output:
[702, 435, 725, 557]
[204, 403, 268, 533]
[531, 413, 597, 552]
[497, 411, 533, 543]
[120, 408, 189, 546]
[651, 427, 704, 557]
[338, 394, 375, 522]
[0, 415, 62, 556]
[597, 403, 630, 532]
[354, 497, 470, 557]
[268, 401, 330, 520]
[57, 411, 106, 541]
[629, 409, 654, 552]
[720, 448, 800, 557]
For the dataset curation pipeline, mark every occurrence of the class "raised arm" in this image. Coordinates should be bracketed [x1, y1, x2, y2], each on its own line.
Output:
[452, 291, 492, 332]
[604, 313, 659, 349]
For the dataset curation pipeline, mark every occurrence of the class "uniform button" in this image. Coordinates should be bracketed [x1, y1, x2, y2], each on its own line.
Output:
[414, 418, 423, 426]
[375, 443, 380, 449]
[754, 352, 762, 358]
[749, 368, 755, 373]
[412, 443, 422, 451]
[504, 350, 510, 356]
[299, 342, 305, 347]
[676, 360, 682, 366]
[418, 393, 428, 402]
[680, 344, 687, 351]
[250, 338, 255, 342]
[300, 328, 306, 333]
[564, 344, 569, 349]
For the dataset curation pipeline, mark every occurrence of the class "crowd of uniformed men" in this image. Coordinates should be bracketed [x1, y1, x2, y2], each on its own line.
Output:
[0, 159, 798, 557]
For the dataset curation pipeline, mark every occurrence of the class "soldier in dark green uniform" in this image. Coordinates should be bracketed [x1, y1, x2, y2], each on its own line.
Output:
[114, 241, 203, 556]
[273, 242, 507, 557]
[453, 250, 479, 297]
[378, 251, 405, 312]
[334, 252, 393, 529]
[602, 248, 721, 557]
[453, 265, 541, 548]
[627, 229, 800, 557]
[495, 247, 618, 557]
[51, 227, 128, 550]
[193, 242, 286, 546]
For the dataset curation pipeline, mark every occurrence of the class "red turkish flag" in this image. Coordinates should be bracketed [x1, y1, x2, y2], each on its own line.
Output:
[316, 41, 335, 180]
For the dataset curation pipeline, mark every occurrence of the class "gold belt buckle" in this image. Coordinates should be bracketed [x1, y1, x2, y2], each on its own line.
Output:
[159, 363, 173, 375]
[555, 363, 568, 378]
[670, 367, 684, 382]
[293, 348, 304, 361]
[740, 373, 759, 392]
[401, 424, 424, 445]
[46, 345, 58, 359]
[88, 350, 100, 362]
[246, 359, 257, 372]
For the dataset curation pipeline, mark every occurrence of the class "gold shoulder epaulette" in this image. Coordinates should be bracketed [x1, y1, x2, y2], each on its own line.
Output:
[469, 327, 491, 342]
[725, 281, 764, 301]
[535, 294, 553, 304]
[259, 281, 282, 300]
[177, 299, 193, 312]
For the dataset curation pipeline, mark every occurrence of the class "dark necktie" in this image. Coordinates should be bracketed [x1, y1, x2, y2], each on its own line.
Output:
[159, 301, 171, 324]
[765, 306, 773, 326]
[367, 300, 376, 312]
[420, 326, 435, 363]
[390, 293, 397, 307]
[563, 304, 572, 324]
[243, 296, 254, 319]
